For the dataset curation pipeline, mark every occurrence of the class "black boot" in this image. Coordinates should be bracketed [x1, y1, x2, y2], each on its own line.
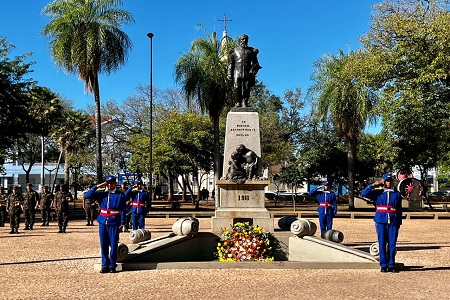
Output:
[86, 220, 90, 226]
[58, 227, 63, 233]
[9, 229, 14, 234]
[14, 228, 19, 234]
[30, 225, 33, 230]
[24, 226, 30, 230]
[63, 226, 66, 233]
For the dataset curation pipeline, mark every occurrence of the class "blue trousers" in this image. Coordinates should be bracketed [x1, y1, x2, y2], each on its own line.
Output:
[99, 223, 119, 269]
[375, 222, 400, 268]
[131, 213, 145, 230]
[319, 213, 333, 234]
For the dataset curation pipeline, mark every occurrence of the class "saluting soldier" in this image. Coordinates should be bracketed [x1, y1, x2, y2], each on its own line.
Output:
[7, 186, 24, 234]
[52, 183, 73, 233]
[0, 187, 8, 227]
[361, 173, 403, 273]
[125, 179, 150, 230]
[84, 175, 127, 273]
[39, 185, 53, 226]
[308, 181, 338, 236]
[23, 183, 40, 230]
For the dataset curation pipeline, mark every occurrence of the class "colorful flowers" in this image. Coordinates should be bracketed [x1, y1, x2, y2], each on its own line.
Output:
[216, 222, 274, 262]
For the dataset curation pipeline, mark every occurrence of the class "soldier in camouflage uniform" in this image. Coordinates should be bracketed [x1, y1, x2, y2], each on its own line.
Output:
[0, 187, 8, 227]
[83, 189, 97, 226]
[39, 185, 53, 226]
[52, 183, 73, 233]
[7, 186, 24, 234]
[23, 183, 40, 230]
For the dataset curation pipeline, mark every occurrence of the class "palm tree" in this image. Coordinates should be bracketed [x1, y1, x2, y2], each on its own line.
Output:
[309, 50, 377, 209]
[51, 109, 94, 187]
[174, 27, 234, 208]
[41, 0, 134, 183]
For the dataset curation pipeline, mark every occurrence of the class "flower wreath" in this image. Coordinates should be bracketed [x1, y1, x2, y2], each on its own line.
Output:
[216, 222, 274, 262]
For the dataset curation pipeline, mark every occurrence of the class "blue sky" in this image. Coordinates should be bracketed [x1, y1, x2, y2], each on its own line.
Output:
[1, 1, 380, 122]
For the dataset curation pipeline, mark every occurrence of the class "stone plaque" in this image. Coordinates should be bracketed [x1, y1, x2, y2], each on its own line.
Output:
[222, 110, 262, 178]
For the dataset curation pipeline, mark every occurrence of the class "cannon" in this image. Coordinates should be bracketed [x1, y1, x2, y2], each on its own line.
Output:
[290, 219, 317, 237]
[129, 229, 152, 244]
[321, 229, 344, 243]
[117, 242, 129, 262]
[278, 216, 298, 230]
[172, 216, 199, 236]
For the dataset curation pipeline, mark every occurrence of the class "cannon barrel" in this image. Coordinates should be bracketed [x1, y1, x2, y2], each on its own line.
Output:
[290, 219, 317, 237]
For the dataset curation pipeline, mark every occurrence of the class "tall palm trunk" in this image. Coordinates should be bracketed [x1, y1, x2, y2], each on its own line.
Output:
[347, 138, 357, 210]
[213, 116, 221, 208]
[64, 149, 70, 185]
[93, 75, 103, 183]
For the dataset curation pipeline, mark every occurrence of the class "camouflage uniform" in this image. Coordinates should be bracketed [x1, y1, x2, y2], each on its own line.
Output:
[39, 190, 53, 226]
[23, 188, 39, 230]
[7, 191, 24, 234]
[53, 190, 73, 233]
[83, 196, 97, 226]
[0, 189, 8, 227]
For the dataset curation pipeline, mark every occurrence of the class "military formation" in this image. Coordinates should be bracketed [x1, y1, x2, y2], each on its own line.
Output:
[0, 178, 151, 235]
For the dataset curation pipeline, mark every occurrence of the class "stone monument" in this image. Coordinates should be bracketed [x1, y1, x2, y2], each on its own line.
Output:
[211, 35, 273, 233]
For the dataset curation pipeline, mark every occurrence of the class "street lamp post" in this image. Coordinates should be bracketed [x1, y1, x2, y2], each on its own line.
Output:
[147, 32, 154, 196]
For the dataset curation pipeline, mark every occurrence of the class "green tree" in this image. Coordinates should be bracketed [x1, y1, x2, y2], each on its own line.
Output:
[361, 0, 450, 180]
[42, 0, 134, 183]
[174, 27, 234, 208]
[309, 50, 377, 209]
[0, 37, 35, 166]
[51, 109, 94, 186]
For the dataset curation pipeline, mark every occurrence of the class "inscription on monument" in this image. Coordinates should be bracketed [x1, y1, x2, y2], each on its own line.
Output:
[238, 194, 250, 201]
[231, 120, 256, 137]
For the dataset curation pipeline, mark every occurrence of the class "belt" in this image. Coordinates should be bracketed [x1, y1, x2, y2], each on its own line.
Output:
[319, 202, 333, 208]
[376, 206, 396, 213]
[132, 202, 145, 207]
[100, 209, 121, 217]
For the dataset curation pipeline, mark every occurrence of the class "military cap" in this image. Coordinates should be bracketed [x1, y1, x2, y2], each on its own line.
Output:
[323, 181, 332, 186]
[382, 173, 394, 181]
[134, 179, 143, 185]
[106, 175, 117, 182]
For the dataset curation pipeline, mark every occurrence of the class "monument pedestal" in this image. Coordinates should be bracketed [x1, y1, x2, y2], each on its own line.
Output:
[211, 180, 274, 233]
[211, 109, 274, 233]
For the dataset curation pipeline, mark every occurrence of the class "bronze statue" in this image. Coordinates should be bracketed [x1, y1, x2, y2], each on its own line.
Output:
[225, 144, 260, 182]
[228, 34, 262, 108]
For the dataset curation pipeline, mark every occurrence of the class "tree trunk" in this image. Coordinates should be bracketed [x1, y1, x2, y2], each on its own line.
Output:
[52, 150, 63, 194]
[213, 116, 221, 209]
[347, 139, 357, 210]
[167, 172, 174, 202]
[93, 75, 103, 183]
[64, 150, 70, 185]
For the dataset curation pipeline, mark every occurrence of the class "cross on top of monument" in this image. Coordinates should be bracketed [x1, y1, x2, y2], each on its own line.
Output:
[218, 13, 232, 32]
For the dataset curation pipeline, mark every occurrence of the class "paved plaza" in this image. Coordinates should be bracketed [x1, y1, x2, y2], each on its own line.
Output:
[0, 216, 449, 300]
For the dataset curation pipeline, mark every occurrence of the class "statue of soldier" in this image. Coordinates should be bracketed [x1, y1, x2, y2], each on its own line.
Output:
[0, 186, 8, 227]
[23, 183, 40, 230]
[7, 186, 24, 234]
[228, 34, 262, 108]
[52, 183, 73, 233]
[39, 185, 53, 226]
